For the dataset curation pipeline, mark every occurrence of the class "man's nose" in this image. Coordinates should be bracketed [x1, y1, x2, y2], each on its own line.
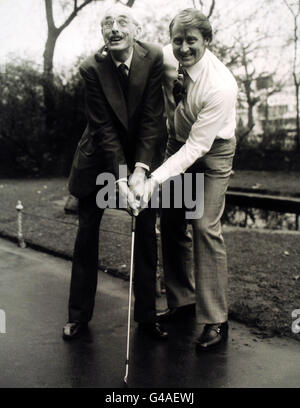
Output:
[112, 20, 119, 31]
[180, 41, 189, 53]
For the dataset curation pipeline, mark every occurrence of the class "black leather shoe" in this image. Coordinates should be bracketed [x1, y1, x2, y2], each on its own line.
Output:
[138, 322, 168, 340]
[196, 322, 228, 350]
[62, 322, 88, 341]
[157, 304, 196, 322]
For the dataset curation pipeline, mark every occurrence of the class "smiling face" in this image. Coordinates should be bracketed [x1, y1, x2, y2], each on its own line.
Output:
[101, 6, 139, 54]
[171, 22, 208, 68]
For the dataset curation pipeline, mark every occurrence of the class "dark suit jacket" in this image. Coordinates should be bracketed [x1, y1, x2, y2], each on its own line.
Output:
[69, 40, 166, 199]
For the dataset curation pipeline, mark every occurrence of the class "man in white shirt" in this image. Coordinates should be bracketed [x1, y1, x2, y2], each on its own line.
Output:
[144, 8, 238, 350]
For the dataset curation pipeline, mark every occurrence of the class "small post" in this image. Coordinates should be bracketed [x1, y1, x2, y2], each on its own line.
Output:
[155, 219, 162, 297]
[0, 309, 6, 334]
[16, 200, 26, 248]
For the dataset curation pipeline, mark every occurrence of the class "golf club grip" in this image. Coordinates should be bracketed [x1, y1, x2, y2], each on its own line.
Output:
[131, 215, 136, 232]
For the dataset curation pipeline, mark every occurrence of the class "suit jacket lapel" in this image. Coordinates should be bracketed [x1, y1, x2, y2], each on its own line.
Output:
[97, 54, 128, 129]
[128, 42, 149, 118]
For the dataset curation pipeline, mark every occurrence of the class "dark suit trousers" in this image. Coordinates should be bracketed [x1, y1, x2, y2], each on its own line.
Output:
[68, 192, 158, 324]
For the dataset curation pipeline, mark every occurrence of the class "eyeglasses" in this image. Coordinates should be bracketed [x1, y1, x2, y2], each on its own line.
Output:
[102, 17, 130, 30]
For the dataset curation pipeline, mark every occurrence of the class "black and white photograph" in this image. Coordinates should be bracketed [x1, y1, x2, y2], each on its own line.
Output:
[0, 0, 300, 392]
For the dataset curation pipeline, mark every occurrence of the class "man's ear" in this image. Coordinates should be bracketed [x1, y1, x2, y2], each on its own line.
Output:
[134, 24, 142, 39]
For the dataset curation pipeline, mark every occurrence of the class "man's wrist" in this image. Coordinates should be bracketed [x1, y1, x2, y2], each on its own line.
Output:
[134, 166, 146, 176]
[150, 174, 160, 186]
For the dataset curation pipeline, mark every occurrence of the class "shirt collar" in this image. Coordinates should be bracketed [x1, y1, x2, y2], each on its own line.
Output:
[185, 48, 208, 82]
[111, 49, 134, 70]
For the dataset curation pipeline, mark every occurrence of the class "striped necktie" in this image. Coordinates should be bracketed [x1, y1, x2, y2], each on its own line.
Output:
[173, 65, 188, 106]
[118, 63, 129, 98]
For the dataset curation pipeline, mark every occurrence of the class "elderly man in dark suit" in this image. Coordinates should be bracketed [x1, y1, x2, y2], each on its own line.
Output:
[63, 4, 167, 341]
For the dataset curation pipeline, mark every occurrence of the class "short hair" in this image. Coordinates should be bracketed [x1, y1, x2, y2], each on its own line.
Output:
[169, 8, 213, 43]
[101, 4, 139, 28]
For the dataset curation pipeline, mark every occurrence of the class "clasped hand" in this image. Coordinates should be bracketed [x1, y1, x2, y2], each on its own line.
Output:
[118, 168, 157, 216]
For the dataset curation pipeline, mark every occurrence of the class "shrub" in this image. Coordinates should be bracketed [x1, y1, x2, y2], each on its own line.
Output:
[0, 58, 85, 176]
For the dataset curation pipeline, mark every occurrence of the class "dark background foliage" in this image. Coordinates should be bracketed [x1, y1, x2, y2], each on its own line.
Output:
[0, 58, 299, 177]
[0, 59, 85, 177]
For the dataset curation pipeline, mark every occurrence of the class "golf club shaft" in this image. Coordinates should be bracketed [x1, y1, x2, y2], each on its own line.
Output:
[124, 215, 136, 383]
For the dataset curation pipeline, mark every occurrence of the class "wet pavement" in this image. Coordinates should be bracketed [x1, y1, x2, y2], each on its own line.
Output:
[0, 237, 299, 388]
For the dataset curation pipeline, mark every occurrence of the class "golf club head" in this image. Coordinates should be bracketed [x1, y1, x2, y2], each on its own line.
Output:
[123, 376, 128, 387]
[123, 363, 129, 386]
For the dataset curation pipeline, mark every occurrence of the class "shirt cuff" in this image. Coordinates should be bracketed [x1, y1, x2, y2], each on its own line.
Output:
[135, 162, 149, 172]
[115, 177, 127, 184]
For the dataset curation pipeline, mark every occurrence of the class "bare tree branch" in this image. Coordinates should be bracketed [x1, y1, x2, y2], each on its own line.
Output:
[191, 0, 215, 17]
[283, 0, 300, 17]
[125, 0, 136, 7]
[207, 0, 215, 18]
[115, 0, 137, 6]
[57, 0, 94, 34]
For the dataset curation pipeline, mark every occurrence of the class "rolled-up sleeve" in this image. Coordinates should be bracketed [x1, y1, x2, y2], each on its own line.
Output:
[151, 86, 236, 184]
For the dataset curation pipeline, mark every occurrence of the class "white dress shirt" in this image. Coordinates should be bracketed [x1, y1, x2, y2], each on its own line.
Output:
[152, 46, 238, 184]
[111, 50, 133, 72]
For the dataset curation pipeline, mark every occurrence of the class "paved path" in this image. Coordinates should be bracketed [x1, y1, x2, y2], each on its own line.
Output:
[0, 238, 299, 388]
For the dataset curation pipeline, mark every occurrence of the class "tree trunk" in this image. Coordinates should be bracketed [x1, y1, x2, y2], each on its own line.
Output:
[43, 29, 58, 106]
[42, 28, 59, 155]
[43, 29, 58, 83]
[247, 104, 254, 131]
[243, 80, 255, 130]
[295, 80, 300, 150]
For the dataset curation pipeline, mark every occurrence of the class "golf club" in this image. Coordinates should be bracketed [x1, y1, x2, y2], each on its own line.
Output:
[123, 214, 136, 385]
